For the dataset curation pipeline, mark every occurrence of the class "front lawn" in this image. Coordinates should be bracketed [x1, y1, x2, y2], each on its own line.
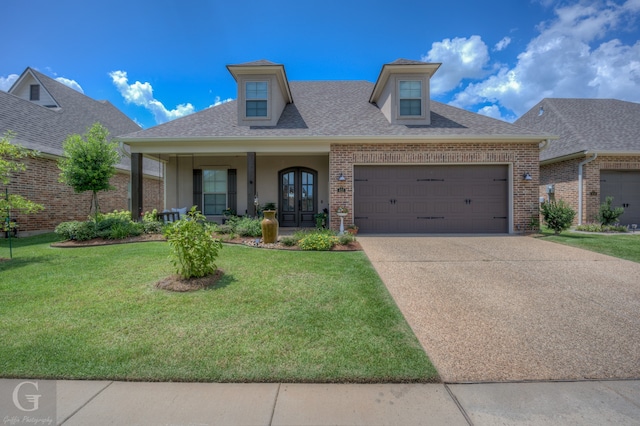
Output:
[538, 228, 640, 263]
[0, 234, 437, 383]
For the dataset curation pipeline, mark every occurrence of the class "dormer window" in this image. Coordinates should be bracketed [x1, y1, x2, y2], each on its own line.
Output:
[399, 80, 422, 116]
[369, 59, 440, 126]
[246, 81, 268, 117]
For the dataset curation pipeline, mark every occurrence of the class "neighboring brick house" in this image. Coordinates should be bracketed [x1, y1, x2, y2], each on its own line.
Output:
[516, 99, 640, 227]
[0, 67, 164, 235]
[120, 59, 551, 234]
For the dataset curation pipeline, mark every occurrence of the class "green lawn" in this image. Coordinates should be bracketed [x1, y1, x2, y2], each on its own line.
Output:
[538, 228, 640, 263]
[0, 234, 437, 383]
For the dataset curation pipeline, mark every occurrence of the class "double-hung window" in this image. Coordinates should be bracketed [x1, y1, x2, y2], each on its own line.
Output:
[399, 80, 422, 116]
[203, 169, 227, 215]
[246, 81, 268, 117]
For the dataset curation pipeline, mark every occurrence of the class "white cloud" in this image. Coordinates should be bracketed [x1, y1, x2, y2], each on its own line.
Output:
[477, 105, 504, 120]
[437, 0, 640, 121]
[0, 74, 19, 91]
[494, 37, 512, 51]
[209, 96, 233, 108]
[422, 35, 490, 94]
[109, 70, 195, 124]
[55, 77, 84, 93]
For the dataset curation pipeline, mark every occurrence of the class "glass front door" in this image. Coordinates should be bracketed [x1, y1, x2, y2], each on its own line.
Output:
[279, 168, 317, 227]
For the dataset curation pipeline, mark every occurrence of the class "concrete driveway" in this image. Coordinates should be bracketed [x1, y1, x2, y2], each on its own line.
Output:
[358, 235, 640, 383]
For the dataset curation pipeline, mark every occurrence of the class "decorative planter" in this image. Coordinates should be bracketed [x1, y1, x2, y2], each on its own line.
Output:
[261, 210, 279, 244]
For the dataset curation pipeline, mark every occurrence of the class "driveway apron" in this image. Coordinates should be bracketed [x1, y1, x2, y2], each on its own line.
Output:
[358, 235, 640, 383]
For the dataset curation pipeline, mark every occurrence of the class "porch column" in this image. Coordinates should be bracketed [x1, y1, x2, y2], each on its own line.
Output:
[131, 153, 144, 220]
[247, 152, 256, 217]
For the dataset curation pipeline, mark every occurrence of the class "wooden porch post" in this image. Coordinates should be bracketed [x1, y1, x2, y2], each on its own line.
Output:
[247, 152, 256, 217]
[131, 153, 144, 220]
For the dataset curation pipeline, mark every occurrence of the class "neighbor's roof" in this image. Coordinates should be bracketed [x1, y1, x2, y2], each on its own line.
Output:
[122, 81, 547, 142]
[515, 98, 640, 162]
[0, 68, 158, 174]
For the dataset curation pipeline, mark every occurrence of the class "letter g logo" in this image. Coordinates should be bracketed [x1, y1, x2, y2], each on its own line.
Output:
[12, 381, 41, 412]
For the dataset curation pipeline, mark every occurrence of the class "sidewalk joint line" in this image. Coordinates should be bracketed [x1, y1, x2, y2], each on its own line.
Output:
[59, 381, 114, 425]
[268, 383, 281, 426]
[444, 383, 474, 426]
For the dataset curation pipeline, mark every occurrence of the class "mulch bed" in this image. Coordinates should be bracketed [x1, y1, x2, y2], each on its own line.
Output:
[51, 234, 362, 251]
[51, 233, 166, 248]
[155, 269, 225, 292]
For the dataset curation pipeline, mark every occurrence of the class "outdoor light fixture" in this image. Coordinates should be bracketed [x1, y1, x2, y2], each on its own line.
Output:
[523, 172, 533, 181]
[338, 173, 346, 181]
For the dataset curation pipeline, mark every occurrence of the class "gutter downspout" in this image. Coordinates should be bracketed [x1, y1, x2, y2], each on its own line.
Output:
[578, 153, 597, 225]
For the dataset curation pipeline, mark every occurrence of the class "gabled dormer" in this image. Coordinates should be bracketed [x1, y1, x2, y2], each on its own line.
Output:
[369, 59, 440, 126]
[226, 60, 293, 127]
[8, 67, 60, 109]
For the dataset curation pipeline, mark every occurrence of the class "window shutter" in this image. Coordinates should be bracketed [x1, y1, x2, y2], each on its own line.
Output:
[193, 169, 202, 213]
[227, 169, 237, 213]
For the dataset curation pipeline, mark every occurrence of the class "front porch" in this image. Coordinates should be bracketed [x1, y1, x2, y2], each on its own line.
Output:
[130, 152, 331, 228]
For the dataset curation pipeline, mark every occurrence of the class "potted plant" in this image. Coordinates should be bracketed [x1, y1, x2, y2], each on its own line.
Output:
[336, 206, 348, 217]
[346, 224, 359, 235]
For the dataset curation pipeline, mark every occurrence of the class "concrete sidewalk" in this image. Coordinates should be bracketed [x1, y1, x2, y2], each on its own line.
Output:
[3, 379, 640, 425]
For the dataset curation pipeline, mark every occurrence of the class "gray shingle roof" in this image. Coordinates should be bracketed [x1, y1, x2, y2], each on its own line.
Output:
[123, 81, 545, 141]
[515, 98, 640, 162]
[0, 68, 158, 174]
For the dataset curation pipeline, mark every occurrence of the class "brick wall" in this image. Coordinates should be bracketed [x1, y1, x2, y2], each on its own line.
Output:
[540, 155, 640, 224]
[329, 142, 540, 233]
[2, 156, 164, 234]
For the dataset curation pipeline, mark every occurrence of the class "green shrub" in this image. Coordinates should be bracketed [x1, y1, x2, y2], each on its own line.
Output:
[96, 209, 132, 222]
[338, 233, 356, 245]
[75, 221, 97, 241]
[215, 223, 235, 235]
[140, 209, 164, 234]
[597, 196, 624, 226]
[55, 221, 82, 240]
[575, 223, 602, 232]
[280, 235, 298, 247]
[540, 200, 576, 235]
[142, 220, 163, 234]
[95, 217, 129, 238]
[164, 207, 223, 279]
[299, 232, 339, 251]
[234, 217, 262, 237]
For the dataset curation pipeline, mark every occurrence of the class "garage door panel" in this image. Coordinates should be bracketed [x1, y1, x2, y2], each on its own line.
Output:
[354, 165, 508, 233]
[600, 170, 640, 226]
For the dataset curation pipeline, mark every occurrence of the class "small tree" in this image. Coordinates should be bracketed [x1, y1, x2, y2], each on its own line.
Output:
[163, 207, 222, 279]
[597, 196, 624, 226]
[540, 200, 576, 234]
[58, 123, 121, 219]
[0, 131, 45, 219]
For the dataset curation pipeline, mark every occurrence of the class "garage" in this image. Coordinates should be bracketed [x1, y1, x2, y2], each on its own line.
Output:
[600, 170, 640, 226]
[353, 165, 509, 233]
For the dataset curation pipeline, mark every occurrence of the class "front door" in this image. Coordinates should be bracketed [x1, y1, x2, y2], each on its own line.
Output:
[279, 167, 317, 227]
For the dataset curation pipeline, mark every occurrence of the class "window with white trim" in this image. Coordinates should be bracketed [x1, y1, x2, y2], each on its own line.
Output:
[245, 81, 268, 117]
[203, 169, 227, 215]
[399, 80, 422, 116]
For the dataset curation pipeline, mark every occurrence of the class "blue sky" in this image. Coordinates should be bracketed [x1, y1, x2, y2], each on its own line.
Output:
[2, 0, 639, 128]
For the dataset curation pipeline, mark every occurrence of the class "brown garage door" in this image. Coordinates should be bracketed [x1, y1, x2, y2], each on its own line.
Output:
[354, 165, 508, 233]
[600, 170, 640, 226]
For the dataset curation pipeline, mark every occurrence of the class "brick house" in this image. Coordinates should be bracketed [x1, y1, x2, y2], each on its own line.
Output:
[516, 99, 640, 227]
[120, 59, 551, 234]
[0, 67, 164, 235]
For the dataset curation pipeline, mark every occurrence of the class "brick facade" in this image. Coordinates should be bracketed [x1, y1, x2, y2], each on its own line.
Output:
[3, 156, 163, 234]
[540, 155, 640, 224]
[329, 142, 541, 233]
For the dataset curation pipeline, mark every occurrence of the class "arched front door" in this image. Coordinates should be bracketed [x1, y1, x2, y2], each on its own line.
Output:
[279, 167, 317, 227]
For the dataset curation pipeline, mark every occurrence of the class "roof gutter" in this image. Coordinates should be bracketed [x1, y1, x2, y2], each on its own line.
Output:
[578, 153, 597, 226]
